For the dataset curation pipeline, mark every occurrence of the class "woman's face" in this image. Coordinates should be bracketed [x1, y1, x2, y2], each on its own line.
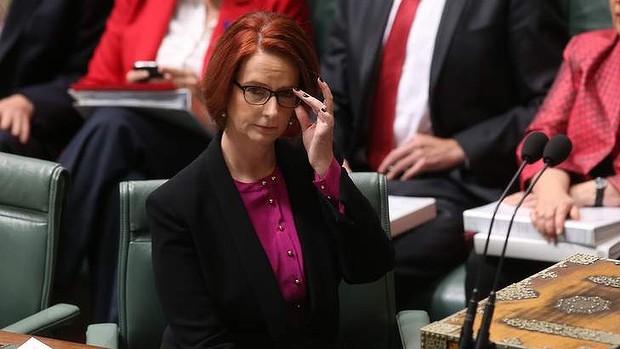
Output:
[225, 50, 299, 146]
[611, 0, 620, 34]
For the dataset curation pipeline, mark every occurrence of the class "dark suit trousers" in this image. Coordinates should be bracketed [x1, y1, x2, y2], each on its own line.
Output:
[54, 107, 208, 322]
[0, 108, 83, 160]
[388, 171, 497, 311]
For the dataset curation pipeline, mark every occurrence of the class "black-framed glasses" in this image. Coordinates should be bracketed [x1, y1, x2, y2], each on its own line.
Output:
[234, 81, 301, 108]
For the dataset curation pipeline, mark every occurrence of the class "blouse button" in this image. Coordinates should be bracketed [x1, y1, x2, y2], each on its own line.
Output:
[268, 198, 275, 205]
[278, 225, 284, 231]
[295, 304, 302, 310]
[326, 195, 332, 201]
[294, 278, 301, 286]
[320, 184, 326, 190]
[286, 250, 294, 257]
[271, 175, 277, 181]
[261, 180, 267, 186]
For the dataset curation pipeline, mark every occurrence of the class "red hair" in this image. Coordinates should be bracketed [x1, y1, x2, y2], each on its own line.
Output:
[203, 11, 320, 130]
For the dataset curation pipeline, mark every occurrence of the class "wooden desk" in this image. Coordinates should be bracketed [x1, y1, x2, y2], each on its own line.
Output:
[0, 331, 102, 348]
[421, 254, 620, 349]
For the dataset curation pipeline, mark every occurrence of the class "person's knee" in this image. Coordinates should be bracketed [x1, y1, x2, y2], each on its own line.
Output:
[86, 107, 142, 134]
[0, 130, 26, 155]
[0, 131, 16, 152]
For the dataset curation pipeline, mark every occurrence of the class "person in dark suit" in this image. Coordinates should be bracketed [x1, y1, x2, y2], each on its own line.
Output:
[147, 11, 394, 348]
[321, 0, 568, 309]
[53, 0, 312, 323]
[0, 0, 113, 159]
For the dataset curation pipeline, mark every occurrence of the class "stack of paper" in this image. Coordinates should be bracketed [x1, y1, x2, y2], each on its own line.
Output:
[465, 201, 620, 261]
[388, 195, 436, 237]
[68, 84, 206, 134]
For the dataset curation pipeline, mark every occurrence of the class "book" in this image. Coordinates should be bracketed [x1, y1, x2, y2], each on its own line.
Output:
[473, 231, 620, 262]
[463, 201, 620, 247]
[68, 83, 207, 135]
[388, 195, 436, 237]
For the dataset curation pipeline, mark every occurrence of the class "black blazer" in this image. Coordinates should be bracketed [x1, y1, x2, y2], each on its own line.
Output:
[322, 0, 568, 193]
[0, 0, 112, 139]
[147, 134, 394, 348]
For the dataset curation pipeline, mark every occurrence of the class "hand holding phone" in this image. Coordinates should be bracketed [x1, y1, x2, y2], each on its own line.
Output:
[132, 61, 164, 81]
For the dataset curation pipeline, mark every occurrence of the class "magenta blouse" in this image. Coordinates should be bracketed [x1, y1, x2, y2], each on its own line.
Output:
[233, 158, 344, 325]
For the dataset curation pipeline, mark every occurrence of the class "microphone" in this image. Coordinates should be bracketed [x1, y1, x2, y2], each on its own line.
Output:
[473, 134, 572, 349]
[458, 131, 548, 349]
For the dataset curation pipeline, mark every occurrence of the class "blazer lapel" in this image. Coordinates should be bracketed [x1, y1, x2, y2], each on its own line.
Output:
[0, 0, 41, 61]
[204, 135, 294, 344]
[360, 0, 394, 101]
[429, 0, 469, 95]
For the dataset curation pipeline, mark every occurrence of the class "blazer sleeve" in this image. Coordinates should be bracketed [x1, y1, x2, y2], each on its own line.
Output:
[147, 189, 236, 349]
[518, 38, 580, 187]
[317, 169, 395, 284]
[77, 0, 143, 85]
[453, 0, 567, 175]
[17, 0, 113, 114]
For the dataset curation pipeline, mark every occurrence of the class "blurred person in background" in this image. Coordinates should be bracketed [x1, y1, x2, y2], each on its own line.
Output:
[0, 0, 113, 159]
[321, 0, 568, 310]
[470, 0, 620, 298]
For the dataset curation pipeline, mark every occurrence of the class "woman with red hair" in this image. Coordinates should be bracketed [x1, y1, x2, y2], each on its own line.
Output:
[54, 0, 311, 324]
[147, 11, 394, 348]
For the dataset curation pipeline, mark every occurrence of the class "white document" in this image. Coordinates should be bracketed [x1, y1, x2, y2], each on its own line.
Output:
[473, 231, 620, 262]
[68, 88, 207, 135]
[16, 338, 51, 349]
[388, 195, 436, 237]
[69, 88, 192, 110]
[463, 202, 620, 247]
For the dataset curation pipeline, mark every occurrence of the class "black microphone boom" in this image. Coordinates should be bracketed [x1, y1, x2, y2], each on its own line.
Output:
[473, 134, 572, 349]
[458, 131, 547, 349]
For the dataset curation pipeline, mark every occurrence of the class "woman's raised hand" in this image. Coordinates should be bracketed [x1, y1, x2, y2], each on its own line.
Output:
[293, 78, 334, 177]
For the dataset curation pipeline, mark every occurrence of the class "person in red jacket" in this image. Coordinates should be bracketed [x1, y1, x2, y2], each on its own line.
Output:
[517, 0, 620, 239]
[54, 0, 312, 323]
[469, 0, 620, 301]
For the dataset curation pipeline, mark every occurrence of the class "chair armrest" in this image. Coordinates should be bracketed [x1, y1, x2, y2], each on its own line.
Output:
[430, 263, 466, 321]
[2, 303, 80, 334]
[396, 310, 430, 349]
[86, 323, 119, 349]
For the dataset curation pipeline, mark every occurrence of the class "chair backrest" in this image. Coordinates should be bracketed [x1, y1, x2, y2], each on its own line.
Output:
[307, 0, 337, 57]
[340, 172, 397, 349]
[568, 0, 611, 36]
[0, 152, 68, 328]
[117, 172, 394, 349]
[118, 180, 167, 349]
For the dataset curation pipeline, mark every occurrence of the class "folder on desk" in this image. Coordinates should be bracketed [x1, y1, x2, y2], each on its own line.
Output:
[69, 82, 207, 135]
[388, 195, 436, 237]
[464, 202, 620, 247]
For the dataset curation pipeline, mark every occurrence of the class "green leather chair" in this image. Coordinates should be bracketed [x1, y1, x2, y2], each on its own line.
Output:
[307, 0, 337, 57]
[569, 0, 612, 35]
[0, 152, 80, 334]
[86, 174, 430, 349]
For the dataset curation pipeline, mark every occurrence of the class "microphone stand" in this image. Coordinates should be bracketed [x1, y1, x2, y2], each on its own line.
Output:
[473, 164, 550, 349]
[458, 160, 528, 349]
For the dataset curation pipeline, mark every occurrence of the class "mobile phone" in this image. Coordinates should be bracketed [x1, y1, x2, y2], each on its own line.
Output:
[133, 61, 164, 80]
